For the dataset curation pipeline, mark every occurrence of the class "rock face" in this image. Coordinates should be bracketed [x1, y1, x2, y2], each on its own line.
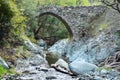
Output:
[24, 40, 45, 57]
[68, 32, 120, 64]
[48, 31, 120, 64]
[48, 39, 69, 58]
[29, 53, 48, 65]
[24, 40, 48, 66]
[0, 56, 9, 68]
[69, 60, 98, 74]
[48, 32, 119, 75]
[15, 59, 29, 72]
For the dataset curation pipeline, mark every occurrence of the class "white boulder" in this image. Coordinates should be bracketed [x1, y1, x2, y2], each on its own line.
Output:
[69, 60, 98, 74]
[55, 58, 70, 71]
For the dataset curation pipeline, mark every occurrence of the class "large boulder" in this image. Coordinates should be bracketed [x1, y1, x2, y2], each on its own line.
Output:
[69, 60, 98, 74]
[54, 58, 70, 71]
[48, 39, 69, 58]
[37, 39, 47, 49]
[46, 52, 60, 65]
[24, 40, 44, 57]
[0, 56, 9, 69]
[15, 58, 29, 71]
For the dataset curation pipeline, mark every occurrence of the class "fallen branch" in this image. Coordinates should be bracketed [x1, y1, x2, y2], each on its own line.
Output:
[104, 51, 120, 71]
[51, 64, 77, 76]
[100, 0, 120, 13]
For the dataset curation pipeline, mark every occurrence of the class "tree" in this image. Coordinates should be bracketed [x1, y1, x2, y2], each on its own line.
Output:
[0, 0, 14, 41]
[101, 0, 120, 13]
[76, 0, 81, 5]
[0, 0, 27, 46]
[36, 15, 69, 46]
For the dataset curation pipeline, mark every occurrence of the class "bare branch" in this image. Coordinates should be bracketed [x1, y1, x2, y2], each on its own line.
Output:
[101, 0, 120, 13]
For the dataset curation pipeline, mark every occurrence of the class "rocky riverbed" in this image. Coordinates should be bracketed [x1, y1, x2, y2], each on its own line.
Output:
[2, 63, 78, 80]
[0, 4, 120, 80]
[1, 39, 120, 80]
[2, 58, 120, 80]
[1, 9, 120, 79]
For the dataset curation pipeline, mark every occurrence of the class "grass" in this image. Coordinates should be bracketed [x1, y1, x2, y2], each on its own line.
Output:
[0, 65, 7, 77]
[98, 66, 112, 72]
[0, 65, 18, 79]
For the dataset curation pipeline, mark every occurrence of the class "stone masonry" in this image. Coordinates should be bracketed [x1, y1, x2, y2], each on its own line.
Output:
[39, 6, 106, 41]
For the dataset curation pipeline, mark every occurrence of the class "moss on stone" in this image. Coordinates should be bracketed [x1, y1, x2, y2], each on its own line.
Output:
[98, 66, 112, 72]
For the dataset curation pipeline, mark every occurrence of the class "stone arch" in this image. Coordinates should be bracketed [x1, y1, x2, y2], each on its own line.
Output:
[39, 12, 73, 38]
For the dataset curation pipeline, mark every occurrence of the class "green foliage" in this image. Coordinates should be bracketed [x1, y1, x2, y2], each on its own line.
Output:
[0, 65, 7, 76]
[37, 15, 69, 45]
[89, 0, 102, 5]
[39, 0, 75, 6]
[0, 65, 17, 78]
[0, 0, 27, 45]
[59, 0, 76, 6]
[78, 0, 90, 6]
[0, 0, 14, 40]
[98, 66, 112, 72]
[16, 0, 40, 40]
[14, 46, 30, 59]
[40, 0, 92, 6]
[116, 30, 120, 38]
[0, 39, 10, 48]
[0, 0, 14, 22]
[99, 23, 107, 30]
[8, 0, 26, 37]
[116, 30, 120, 49]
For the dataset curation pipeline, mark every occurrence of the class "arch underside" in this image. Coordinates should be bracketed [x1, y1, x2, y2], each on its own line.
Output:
[39, 12, 73, 38]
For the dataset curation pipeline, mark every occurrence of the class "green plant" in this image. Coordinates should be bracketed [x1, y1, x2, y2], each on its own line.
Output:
[36, 15, 69, 45]
[99, 23, 107, 30]
[116, 30, 120, 38]
[0, 65, 17, 78]
[98, 66, 112, 72]
[0, 65, 7, 77]
[116, 33, 120, 52]
[0, 0, 14, 41]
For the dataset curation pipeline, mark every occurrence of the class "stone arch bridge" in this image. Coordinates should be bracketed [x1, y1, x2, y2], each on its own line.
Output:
[39, 6, 106, 41]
